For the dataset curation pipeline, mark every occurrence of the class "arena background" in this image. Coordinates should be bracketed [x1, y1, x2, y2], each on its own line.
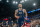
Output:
[0, 0, 40, 22]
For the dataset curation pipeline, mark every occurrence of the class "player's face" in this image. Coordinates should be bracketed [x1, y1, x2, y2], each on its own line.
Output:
[18, 4, 22, 8]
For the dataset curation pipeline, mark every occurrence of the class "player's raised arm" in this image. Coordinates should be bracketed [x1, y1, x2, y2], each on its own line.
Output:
[15, 10, 19, 19]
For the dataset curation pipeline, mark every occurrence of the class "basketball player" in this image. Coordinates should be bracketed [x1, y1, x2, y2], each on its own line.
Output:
[15, 4, 27, 27]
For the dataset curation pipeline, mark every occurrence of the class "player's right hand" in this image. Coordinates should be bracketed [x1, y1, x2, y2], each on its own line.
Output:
[15, 16, 20, 19]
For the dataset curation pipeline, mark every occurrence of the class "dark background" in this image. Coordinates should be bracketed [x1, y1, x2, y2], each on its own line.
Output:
[0, 0, 40, 21]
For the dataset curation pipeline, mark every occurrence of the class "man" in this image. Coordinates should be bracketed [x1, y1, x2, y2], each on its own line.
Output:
[15, 4, 27, 27]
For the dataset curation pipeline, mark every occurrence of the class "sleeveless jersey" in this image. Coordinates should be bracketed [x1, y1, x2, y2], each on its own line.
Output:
[17, 9, 24, 18]
[17, 9, 25, 22]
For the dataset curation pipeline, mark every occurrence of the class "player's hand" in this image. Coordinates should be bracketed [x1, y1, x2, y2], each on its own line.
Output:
[25, 18, 28, 20]
[15, 16, 20, 19]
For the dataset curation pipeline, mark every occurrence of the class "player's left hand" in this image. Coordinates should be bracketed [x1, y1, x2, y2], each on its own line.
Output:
[25, 18, 28, 20]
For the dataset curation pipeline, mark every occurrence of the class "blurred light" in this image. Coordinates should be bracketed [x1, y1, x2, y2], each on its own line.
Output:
[0, 0, 2, 1]
[20, 0, 24, 3]
[16, 2, 18, 4]
[6, 0, 9, 2]
[28, 11, 31, 13]
[38, 9, 40, 10]
[36, 9, 38, 11]
[22, 0, 24, 2]
[25, 0, 28, 1]
[31, 11, 33, 12]
[33, 10, 36, 11]
[33, 3, 36, 6]
[13, 1, 15, 4]
[20, 1, 22, 3]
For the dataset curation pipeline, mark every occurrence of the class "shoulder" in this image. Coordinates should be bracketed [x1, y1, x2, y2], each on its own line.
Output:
[15, 9, 17, 12]
[15, 9, 18, 11]
[23, 9, 26, 11]
[15, 9, 19, 12]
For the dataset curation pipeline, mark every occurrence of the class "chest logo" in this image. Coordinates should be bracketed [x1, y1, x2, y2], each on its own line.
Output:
[19, 12, 22, 14]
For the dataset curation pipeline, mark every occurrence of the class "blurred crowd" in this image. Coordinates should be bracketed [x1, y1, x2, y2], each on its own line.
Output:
[30, 19, 40, 27]
[0, 18, 40, 27]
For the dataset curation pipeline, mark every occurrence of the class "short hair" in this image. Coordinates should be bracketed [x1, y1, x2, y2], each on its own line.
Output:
[18, 3, 22, 5]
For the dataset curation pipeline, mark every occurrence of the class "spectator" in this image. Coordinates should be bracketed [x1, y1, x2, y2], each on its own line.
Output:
[13, 23, 17, 27]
